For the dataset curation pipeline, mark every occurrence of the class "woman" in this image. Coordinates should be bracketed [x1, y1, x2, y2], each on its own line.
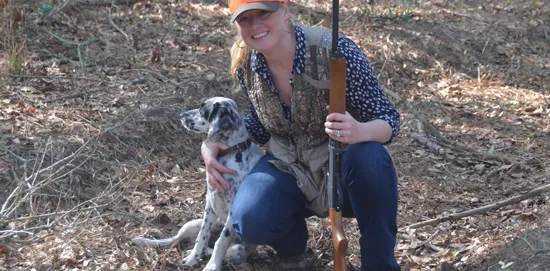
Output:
[201, 0, 401, 270]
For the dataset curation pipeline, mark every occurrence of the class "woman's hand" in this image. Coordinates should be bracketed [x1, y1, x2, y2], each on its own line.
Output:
[325, 105, 394, 144]
[324, 110, 363, 145]
[201, 140, 238, 192]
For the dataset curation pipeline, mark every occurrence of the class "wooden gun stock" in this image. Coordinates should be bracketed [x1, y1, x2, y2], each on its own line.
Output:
[330, 208, 349, 271]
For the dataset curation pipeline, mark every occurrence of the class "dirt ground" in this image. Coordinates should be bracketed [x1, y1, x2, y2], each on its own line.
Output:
[1, 0, 549, 270]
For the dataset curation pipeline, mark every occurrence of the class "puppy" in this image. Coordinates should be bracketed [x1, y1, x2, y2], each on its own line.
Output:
[132, 97, 262, 271]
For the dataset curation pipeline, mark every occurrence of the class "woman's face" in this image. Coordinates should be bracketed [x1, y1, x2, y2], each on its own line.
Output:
[235, 4, 289, 53]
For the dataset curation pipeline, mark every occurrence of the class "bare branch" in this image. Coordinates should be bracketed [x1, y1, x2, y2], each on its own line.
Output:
[43, 0, 71, 19]
[0, 122, 127, 220]
[108, 1, 130, 43]
[41, 27, 99, 69]
[0, 169, 132, 240]
[8, 74, 103, 82]
[410, 132, 447, 156]
[514, 235, 550, 255]
[0, 230, 35, 238]
[384, 86, 521, 166]
[401, 183, 550, 230]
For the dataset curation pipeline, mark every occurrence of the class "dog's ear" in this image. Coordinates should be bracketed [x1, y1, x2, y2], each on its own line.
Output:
[207, 102, 240, 140]
[217, 106, 238, 131]
[207, 102, 221, 123]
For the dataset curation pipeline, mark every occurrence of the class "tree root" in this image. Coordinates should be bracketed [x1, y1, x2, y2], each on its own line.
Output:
[410, 132, 447, 156]
[410, 132, 518, 166]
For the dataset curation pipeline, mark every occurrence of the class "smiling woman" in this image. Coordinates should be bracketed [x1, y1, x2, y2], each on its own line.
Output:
[236, 10, 275, 31]
[200, 0, 403, 270]
[231, 0, 295, 74]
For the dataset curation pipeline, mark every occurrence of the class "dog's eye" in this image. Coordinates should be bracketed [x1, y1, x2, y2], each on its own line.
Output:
[198, 102, 206, 113]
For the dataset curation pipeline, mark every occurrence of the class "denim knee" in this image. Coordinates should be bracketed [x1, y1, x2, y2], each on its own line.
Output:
[231, 155, 306, 246]
[233, 204, 281, 244]
[342, 141, 395, 180]
[340, 141, 398, 218]
[233, 193, 304, 246]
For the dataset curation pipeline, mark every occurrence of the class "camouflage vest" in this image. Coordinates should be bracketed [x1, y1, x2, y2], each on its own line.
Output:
[242, 25, 343, 217]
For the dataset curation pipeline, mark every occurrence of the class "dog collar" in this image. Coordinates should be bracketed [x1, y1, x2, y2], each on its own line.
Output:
[218, 138, 252, 162]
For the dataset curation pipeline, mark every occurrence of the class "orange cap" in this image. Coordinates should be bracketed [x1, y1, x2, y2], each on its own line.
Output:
[228, 0, 284, 22]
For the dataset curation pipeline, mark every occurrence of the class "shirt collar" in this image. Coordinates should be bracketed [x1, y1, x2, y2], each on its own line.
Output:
[250, 25, 307, 75]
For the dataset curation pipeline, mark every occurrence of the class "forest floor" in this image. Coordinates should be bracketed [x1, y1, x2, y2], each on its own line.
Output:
[0, 0, 549, 270]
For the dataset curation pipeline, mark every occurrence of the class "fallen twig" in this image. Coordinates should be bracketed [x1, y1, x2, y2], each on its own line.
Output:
[410, 131, 518, 165]
[433, 135, 516, 165]
[43, 0, 71, 19]
[401, 182, 550, 230]
[108, 1, 130, 43]
[41, 27, 99, 69]
[0, 166, 132, 241]
[8, 74, 103, 82]
[44, 83, 123, 103]
[384, 86, 520, 165]
[450, 245, 474, 266]
[416, 114, 517, 165]
[0, 230, 35, 238]
[398, 229, 443, 252]
[71, 0, 140, 6]
[514, 235, 550, 255]
[0, 122, 127, 220]
[0, 143, 29, 180]
[118, 69, 193, 88]
[410, 132, 447, 156]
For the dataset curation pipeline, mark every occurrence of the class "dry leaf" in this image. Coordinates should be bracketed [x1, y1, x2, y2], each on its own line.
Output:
[151, 45, 161, 63]
[145, 165, 154, 175]
[59, 246, 77, 265]
[410, 255, 432, 264]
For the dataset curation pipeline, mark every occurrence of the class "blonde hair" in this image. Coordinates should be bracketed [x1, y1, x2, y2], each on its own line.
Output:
[229, 36, 251, 83]
[229, 20, 295, 83]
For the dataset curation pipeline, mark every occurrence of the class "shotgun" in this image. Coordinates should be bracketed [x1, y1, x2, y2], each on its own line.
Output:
[327, 0, 348, 269]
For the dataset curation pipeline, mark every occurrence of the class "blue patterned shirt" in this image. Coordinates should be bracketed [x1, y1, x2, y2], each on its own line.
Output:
[236, 25, 400, 145]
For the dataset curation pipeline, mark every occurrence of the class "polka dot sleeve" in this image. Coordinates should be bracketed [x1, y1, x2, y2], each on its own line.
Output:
[338, 38, 401, 143]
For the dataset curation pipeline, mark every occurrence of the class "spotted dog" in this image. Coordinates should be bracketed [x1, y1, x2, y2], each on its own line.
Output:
[132, 97, 262, 271]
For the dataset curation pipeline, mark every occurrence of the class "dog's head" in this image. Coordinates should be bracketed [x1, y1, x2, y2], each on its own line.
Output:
[180, 97, 244, 142]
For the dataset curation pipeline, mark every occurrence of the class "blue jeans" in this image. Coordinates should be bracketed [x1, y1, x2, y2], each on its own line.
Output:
[231, 142, 400, 271]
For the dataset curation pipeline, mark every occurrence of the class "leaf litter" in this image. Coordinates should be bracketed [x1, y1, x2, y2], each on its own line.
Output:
[0, 0, 549, 270]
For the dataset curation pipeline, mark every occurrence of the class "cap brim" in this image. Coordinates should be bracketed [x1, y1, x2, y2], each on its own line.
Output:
[231, 2, 280, 22]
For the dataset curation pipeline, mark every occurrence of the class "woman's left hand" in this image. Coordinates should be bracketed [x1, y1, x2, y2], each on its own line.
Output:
[324, 107, 363, 144]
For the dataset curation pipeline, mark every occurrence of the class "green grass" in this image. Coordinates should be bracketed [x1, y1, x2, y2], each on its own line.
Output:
[1, 2, 27, 75]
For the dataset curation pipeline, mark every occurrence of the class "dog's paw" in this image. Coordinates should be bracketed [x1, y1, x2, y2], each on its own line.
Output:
[225, 244, 249, 264]
[182, 253, 199, 268]
[202, 260, 220, 271]
[202, 247, 214, 256]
